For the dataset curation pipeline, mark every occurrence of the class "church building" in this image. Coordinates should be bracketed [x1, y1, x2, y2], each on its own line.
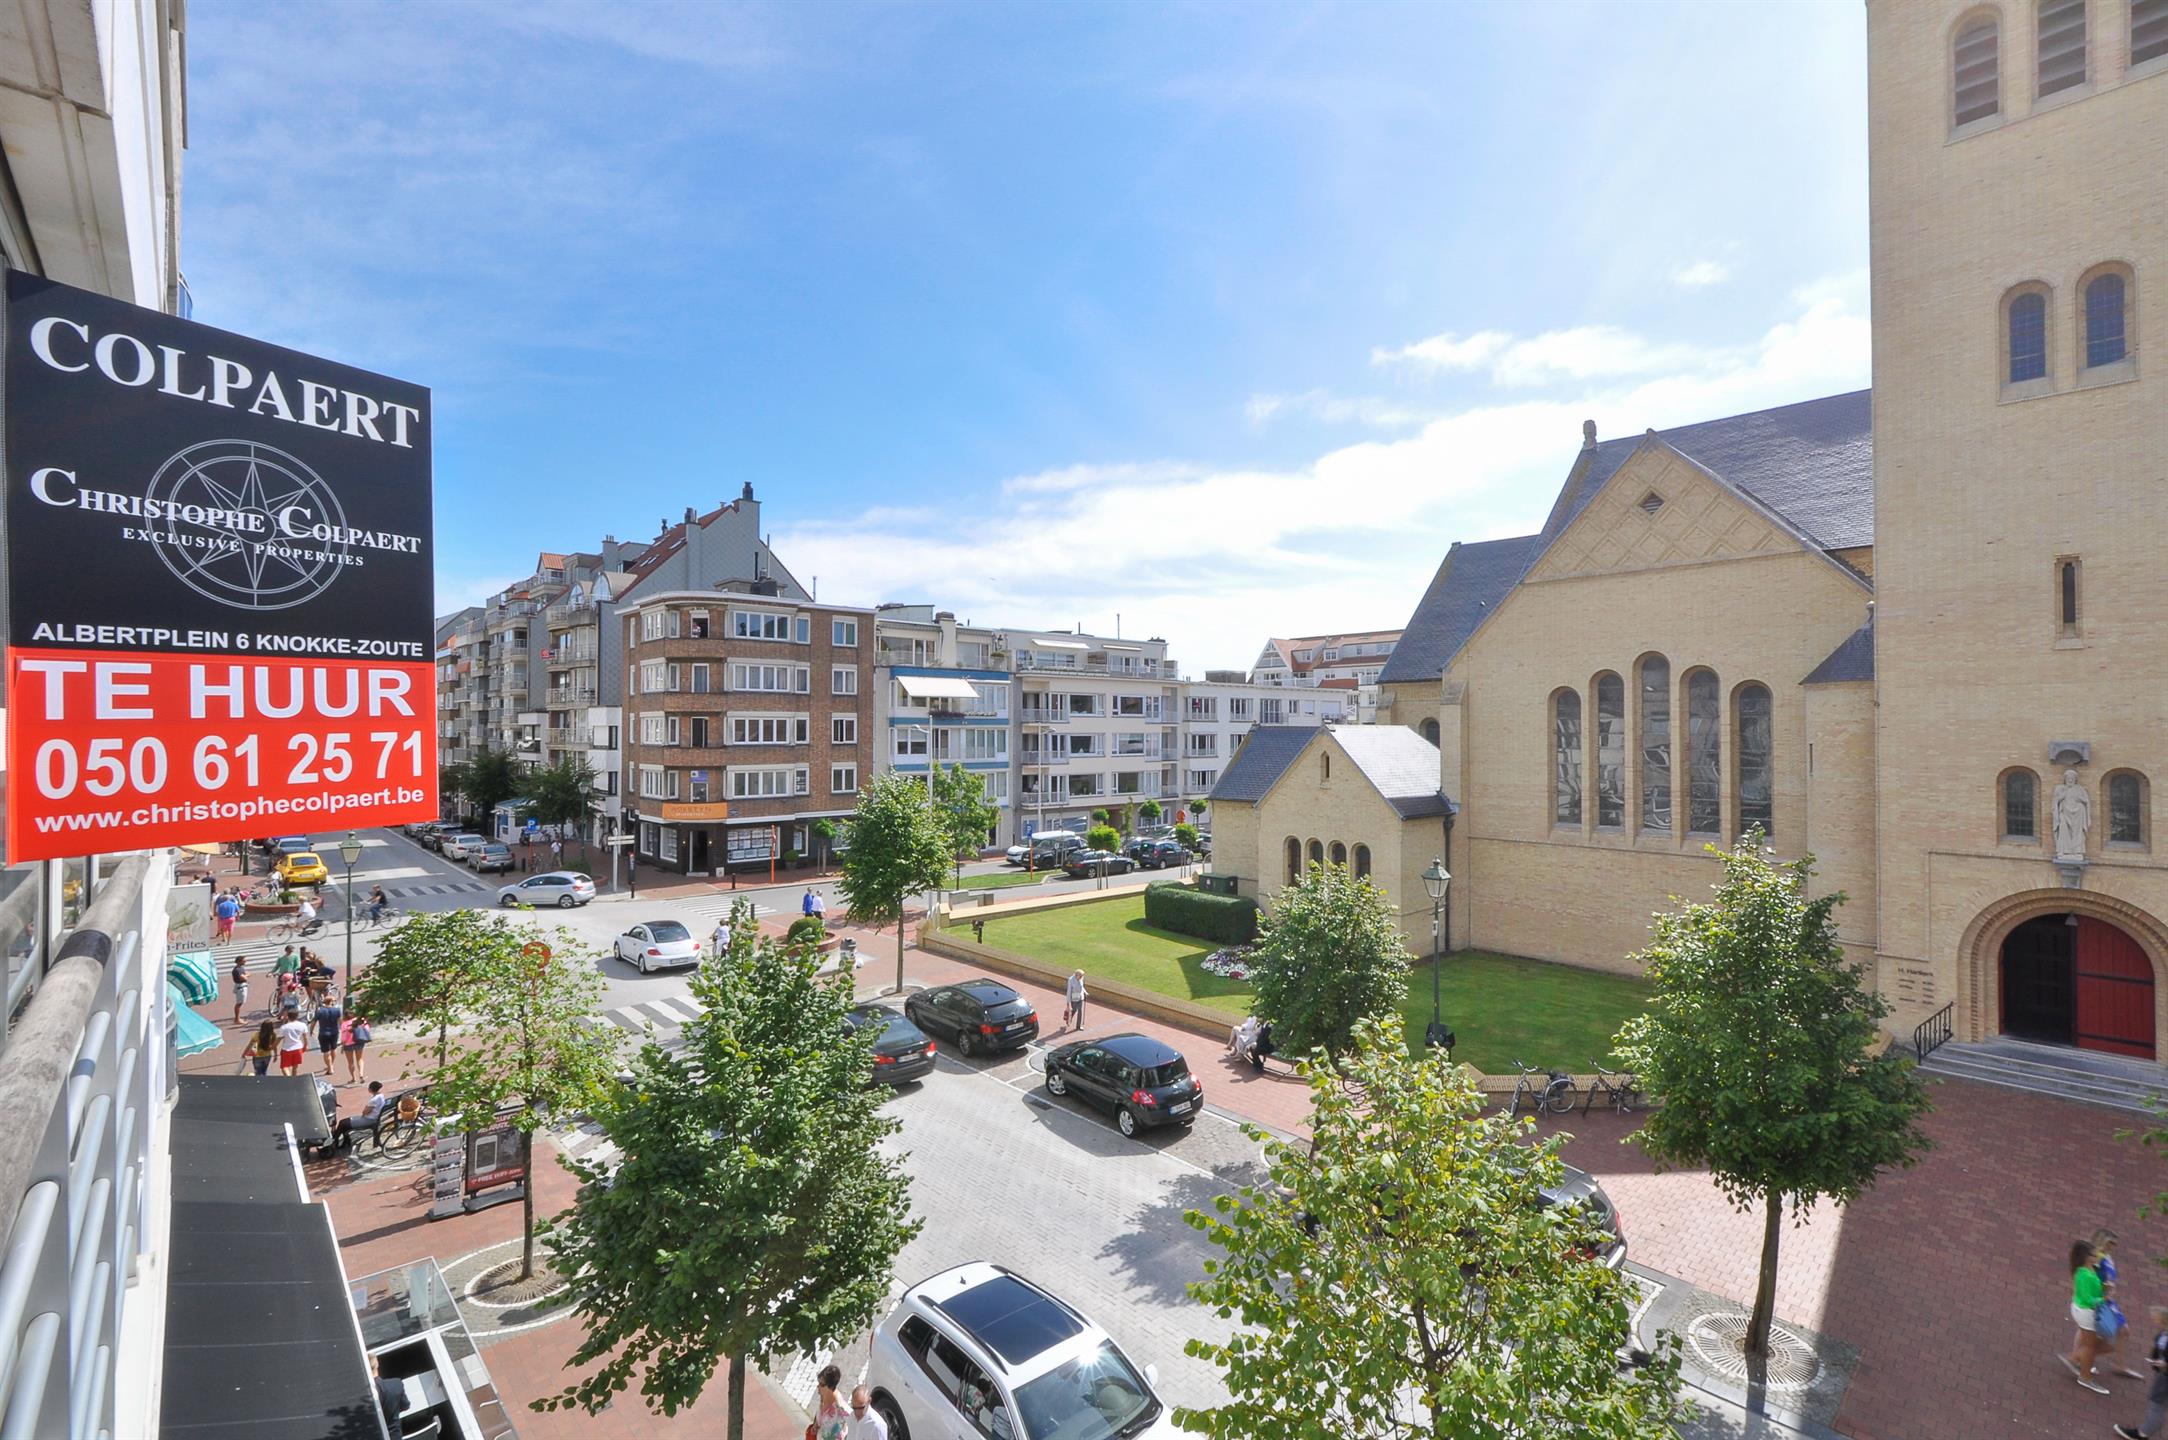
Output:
[1211, 0, 2168, 1063]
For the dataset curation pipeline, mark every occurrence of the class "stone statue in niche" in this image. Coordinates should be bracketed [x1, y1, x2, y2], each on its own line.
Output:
[2053, 769, 2091, 861]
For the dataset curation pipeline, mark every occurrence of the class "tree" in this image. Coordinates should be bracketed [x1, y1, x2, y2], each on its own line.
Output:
[427, 921, 622, 1279]
[540, 917, 919, 1439]
[1174, 822, 1201, 851]
[1091, 807, 1110, 828]
[1614, 833, 1931, 1358]
[1250, 861, 1410, 1059]
[527, 756, 599, 859]
[439, 762, 471, 818]
[810, 817, 838, 871]
[1180, 1015, 1683, 1439]
[459, 747, 523, 825]
[836, 771, 951, 993]
[350, 907, 503, 1073]
[1188, 795, 1208, 817]
[931, 762, 999, 884]
[1138, 798, 1163, 827]
[1085, 822, 1121, 853]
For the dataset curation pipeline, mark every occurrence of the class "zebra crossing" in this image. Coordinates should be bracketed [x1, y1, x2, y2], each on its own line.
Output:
[387, 879, 489, 898]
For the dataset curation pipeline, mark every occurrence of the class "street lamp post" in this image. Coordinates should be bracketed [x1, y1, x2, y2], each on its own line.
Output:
[337, 830, 363, 994]
[1422, 857, 1454, 1054]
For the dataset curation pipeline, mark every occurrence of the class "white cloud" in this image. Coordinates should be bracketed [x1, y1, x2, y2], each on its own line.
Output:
[1374, 323, 1720, 388]
[1672, 259, 1732, 288]
[767, 276, 1872, 674]
[1369, 330, 1512, 372]
[1245, 390, 1436, 429]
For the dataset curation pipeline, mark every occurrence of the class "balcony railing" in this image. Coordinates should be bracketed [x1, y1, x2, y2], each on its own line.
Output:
[1017, 710, 1071, 726]
[548, 686, 599, 708]
[1012, 655, 1179, 679]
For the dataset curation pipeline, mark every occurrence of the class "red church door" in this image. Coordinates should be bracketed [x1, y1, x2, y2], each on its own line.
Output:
[2074, 917, 2156, 1059]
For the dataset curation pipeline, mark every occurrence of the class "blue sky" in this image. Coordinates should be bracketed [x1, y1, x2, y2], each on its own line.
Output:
[184, 1, 1870, 671]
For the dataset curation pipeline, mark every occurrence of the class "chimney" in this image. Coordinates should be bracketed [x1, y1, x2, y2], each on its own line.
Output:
[1581, 419, 1597, 450]
[741, 482, 755, 502]
[684, 506, 697, 524]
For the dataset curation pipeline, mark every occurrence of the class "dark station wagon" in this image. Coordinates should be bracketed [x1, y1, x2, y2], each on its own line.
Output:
[904, 979, 1040, 1059]
[845, 1003, 938, 1085]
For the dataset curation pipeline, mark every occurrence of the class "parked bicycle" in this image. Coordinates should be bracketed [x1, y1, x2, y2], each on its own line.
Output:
[1580, 1060, 1640, 1115]
[1508, 1059, 1578, 1117]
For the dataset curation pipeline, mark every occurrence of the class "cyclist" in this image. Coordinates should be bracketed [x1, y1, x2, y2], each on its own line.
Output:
[367, 885, 389, 923]
[295, 894, 318, 933]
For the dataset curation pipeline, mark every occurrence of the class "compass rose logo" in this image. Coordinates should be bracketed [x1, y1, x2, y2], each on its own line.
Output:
[143, 439, 351, 612]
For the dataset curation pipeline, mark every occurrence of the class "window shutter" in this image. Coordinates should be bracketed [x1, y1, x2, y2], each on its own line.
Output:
[2135, 0, 2168, 65]
[2037, 0, 2087, 96]
[1953, 18, 1999, 124]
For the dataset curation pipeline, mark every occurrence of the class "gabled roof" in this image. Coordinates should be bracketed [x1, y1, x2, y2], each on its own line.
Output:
[1207, 726, 1316, 804]
[1375, 534, 1541, 685]
[1332, 726, 1455, 819]
[1803, 611, 1875, 684]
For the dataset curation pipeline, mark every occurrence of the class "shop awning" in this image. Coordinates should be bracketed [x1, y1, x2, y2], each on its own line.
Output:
[169, 982, 223, 1057]
[1032, 639, 1087, 650]
[169, 950, 217, 1005]
[177, 842, 224, 857]
[897, 675, 980, 700]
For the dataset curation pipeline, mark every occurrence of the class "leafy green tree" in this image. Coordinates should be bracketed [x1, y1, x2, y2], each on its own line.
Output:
[1173, 822, 1201, 851]
[931, 762, 999, 883]
[836, 771, 951, 993]
[1138, 798, 1163, 826]
[526, 756, 598, 860]
[459, 747, 523, 825]
[1085, 822, 1121, 853]
[438, 763, 471, 819]
[1180, 1015, 1684, 1439]
[1091, 807, 1111, 828]
[1615, 833, 1931, 1356]
[810, 817, 838, 871]
[1251, 862, 1410, 1059]
[350, 907, 502, 1072]
[1187, 795, 1208, 817]
[540, 923, 919, 1439]
[428, 922, 622, 1279]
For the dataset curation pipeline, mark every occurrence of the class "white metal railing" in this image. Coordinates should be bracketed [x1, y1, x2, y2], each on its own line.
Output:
[0, 856, 161, 1440]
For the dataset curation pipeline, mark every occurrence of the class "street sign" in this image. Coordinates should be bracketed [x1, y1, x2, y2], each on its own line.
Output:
[2, 272, 436, 859]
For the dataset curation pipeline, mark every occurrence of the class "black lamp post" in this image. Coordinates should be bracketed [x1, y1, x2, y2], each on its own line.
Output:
[1422, 857, 1454, 1053]
[338, 830, 363, 993]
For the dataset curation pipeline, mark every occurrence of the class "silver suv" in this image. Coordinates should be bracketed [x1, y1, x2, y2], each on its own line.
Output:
[866, 1262, 1177, 1440]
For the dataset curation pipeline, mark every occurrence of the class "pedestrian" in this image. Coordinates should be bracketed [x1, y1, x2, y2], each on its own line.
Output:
[1228, 1014, 1260, 1061]
[343, 1011, 371, 1083]
[243, 1020, 277, 1078]
[214, 891, 240, 942]
[2100, 1230, 2147, 1379]
[711, 917, 731, 959]
[848, 1386, 888, 1440]
[1064, 969, 1087, 1031]
[802, 887, 818, 918]
[2067, 1237, 2113, 1394]
[276, 1013, 309, 1077]
[811, 889, 827, 921]
[812, 1363, 849, 1440]
[230, 955, 251, 1025]
[1247, 1020, 1277, 1072]
[2116, 1306, 2168, 1439]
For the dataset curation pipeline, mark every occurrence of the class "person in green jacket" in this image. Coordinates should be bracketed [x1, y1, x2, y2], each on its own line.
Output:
[2069, 1238, 2112, 1394]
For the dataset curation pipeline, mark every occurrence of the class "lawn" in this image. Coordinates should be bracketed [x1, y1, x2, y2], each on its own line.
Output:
[974, 894, 1652, 1075]
[954, 869, 1056, 892]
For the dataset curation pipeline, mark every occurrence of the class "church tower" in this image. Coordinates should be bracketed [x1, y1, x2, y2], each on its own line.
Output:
[1867, 2, 2168, 1054]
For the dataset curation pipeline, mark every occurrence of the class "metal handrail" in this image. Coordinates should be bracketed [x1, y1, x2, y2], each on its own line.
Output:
[1913, 1000, 1956, 1061]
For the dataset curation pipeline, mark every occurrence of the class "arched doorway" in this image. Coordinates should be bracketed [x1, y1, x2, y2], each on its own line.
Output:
[2000, 913, 2156, 1058]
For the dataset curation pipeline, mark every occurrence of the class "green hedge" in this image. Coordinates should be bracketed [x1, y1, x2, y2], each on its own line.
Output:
[1143, 881, 1258, 945]
[785, 916, 826, 945]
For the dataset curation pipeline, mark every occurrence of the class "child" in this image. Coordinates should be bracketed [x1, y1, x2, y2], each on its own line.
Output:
[2101, 1230, 2147, 1380]
[2115, 1306, 2168, 1439]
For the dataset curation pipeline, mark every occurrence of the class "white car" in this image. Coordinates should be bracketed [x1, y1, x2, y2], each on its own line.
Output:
[866, 1262, 1177, 1440]
[614, 920, 700, 974]
[439, 832, 487, 862]
[497, 871, 595, 908]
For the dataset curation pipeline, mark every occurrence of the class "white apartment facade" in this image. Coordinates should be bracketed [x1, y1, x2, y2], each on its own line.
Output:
[1012, 628, 1182, 837]
[1178, 673, 1351, 801]
[871, 606, 1017, 848]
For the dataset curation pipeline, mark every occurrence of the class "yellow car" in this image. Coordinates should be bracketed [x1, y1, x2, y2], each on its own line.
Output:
[276, 852, 329, 887]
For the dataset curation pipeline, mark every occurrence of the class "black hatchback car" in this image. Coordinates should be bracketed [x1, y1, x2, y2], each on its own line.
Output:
[903, 979, 1039, 1059]
[844, 1003, 938, 1085]
[1042, 1031, 1203, 1137]
[1061, 849, 1137, 878]
[1124, 838, 1191, 870]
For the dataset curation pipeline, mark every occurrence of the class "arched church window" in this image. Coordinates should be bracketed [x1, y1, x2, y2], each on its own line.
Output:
[1593, 673, 1625, 830]
[1639, 656, 1672, 834]
[1736, 683, 1773, 838]
[2006, 288, 2049, 384]
[1953, 13, 2001, 127]
[1420, 718, 1440, 745]
[1552, 689, 1582, 828]
[2107, 771, 2148, 847]
[1285, 836, 1301, 885]
[2036, 0, 2087, 97]
[1307, 838, 1324, 869]
[1686, 669, 1721, 836]
[1352, 844, 1371, 880]
[1330, 841, 1347, 867]
[2083, 268, 2130, 369]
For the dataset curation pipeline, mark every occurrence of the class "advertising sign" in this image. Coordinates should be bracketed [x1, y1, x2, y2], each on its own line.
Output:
[4, 273, 436, 860]
[724, 827, 775, 864]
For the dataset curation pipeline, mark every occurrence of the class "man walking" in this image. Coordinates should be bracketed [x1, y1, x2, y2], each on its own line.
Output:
[2116, 1306, 2168, 1439]
[848, 1387, 888, 1439]
[214, 891, 240, 942]
[811, 888, 827, 922]
[1064, 969, 1087, 1032]
[711, 916, 731, 960]
[802, 887, 819, 918]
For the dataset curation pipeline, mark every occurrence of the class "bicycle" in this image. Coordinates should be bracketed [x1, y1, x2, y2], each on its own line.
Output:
[360, 904, 405, 929]
[267, 916, 327, 943]
[1507, 1059, 1578, 1117]
[1581, 1061, 1641, 1116]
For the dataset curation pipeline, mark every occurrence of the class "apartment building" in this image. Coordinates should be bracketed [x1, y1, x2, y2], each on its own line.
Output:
[871, 606, 1017, 847]
[1248, 628, 1402, 722]
[619, 581, 870, 874]
[1011, 628, 1182, 836]
[1178, 671, 1350, 799]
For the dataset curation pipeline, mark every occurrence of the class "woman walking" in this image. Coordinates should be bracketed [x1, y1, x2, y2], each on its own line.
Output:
[314, 987, 345, 1079]
[230, 955, 251, 1026]
[343, 1010, 371, 1083]
[1064, 969, 1087, 1032]
[2068, 1237, 2113, 1394]
[811, 1363, 849, 1440]
[242, 1020, 277, 1078]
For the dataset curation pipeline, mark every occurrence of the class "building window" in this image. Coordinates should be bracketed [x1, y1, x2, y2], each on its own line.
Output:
[1352, 844, 1371, 880]
[2107, 770, 2147, 846]
[1307, 838, 1324, 869]
[831, 666, 858, 696]
[2058, 557, 2082, 637]
[1736, 683, 1773, 837]
[2082, 268, 2129, 369]
[2138, 0, 2168, 65]
[2007, 288, 2049, 384]
[659, 827, 679, 862]
[1321, 753, 1331, 782]
[730, 766, 807, 799]
[1552, 689, 1582, 827]
[1953, 13, 2001, 125]
[729, 715, 808, 746]
[1593, 672, 1626, 829]
[1329, 842, 1347, 866]
[687, 609, 710, 640]
[1285, 837, 1301, 885]
[1637, 491, 1665, 518]
[1419, 718, 1440, 745]
[2002, 767, 2039, 840]
[1638, 656, 1671, 834]
[832, 764, 858, 795]
[795, 616, 812, 644]
[832, 618, 858, 646]
[832, 715, 857, 745]
[1685, 669, 1721, 835]
[730, 662, 807, 693]
[2038, 0, 2089, 95]
[732, 610, 791, 640]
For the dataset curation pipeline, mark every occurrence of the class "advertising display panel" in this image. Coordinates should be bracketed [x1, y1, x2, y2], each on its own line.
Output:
[4, 273, 436, 860]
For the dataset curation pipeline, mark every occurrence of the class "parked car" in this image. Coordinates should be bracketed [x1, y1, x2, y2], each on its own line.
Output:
[469, 842, 515, 873]
[497, 871, 594, 908]
[267, 835, 313, 857]
[866, 1263, 1176, 1440]
[1542, 1163, 1627, 1270]
[1131, 824, 1177, 842]
[1123, 838, 1191, 870]
[845, 1003, 938, 1086]
[904, 979, 1039, 1058]
[275, 851, 329, 887]
[439, 833, 487, 863]
[1042, 1032, 1202, 1137]
[614, 920, 700, 974]
[1004, 830, 1083, 867]
[1061, 849, 1136, 879]
[403, 819, 441, 839]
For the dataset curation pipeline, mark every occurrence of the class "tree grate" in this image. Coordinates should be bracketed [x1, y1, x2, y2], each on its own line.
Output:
[1684, 1311, 1823, 1390]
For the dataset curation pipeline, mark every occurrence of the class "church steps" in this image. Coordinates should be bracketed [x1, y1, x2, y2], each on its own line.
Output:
[1918, 1040, 2168, 1114]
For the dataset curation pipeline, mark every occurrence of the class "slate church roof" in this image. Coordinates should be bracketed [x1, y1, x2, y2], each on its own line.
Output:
[1207, 725, 1454, 821]
[1803, 610, 1876, 684]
